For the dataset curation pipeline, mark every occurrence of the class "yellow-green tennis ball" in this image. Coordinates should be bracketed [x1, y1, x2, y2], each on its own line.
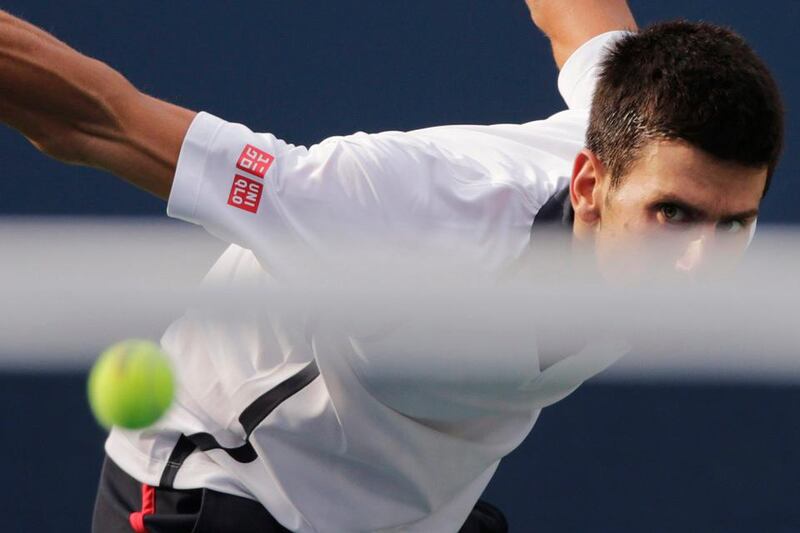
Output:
[87, 339, 175, 430]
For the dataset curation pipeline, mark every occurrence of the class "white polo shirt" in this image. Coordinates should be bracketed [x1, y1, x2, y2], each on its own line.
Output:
[105, 31, 627, 533]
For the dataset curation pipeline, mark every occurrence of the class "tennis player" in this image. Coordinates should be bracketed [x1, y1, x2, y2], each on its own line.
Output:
[0, 1, 783, 531]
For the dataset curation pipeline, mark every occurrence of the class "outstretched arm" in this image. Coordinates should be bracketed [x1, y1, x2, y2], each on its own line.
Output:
[0, 10, 196, 199]
[526, 0, 638, 69]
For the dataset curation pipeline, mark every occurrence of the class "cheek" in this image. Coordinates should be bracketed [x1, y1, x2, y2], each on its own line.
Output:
[592, 216, 653, 283]
[599, 182, 656, 234]
[593, 209, 689, 281]
[599, 201, 653, 238]
[708, 233, 752, 265]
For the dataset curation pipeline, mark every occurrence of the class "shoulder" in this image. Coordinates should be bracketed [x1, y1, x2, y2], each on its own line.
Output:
[407, 118, 583, 212]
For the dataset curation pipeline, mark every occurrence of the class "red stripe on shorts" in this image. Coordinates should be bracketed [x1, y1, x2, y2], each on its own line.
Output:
[129, 484, 156, 533]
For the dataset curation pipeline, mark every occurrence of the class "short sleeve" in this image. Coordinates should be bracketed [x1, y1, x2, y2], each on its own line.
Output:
[167, 112, 301, 248]
[167, 113, 540, 277]
[557, 30, 632, 110]
[168, 113, 414, 270]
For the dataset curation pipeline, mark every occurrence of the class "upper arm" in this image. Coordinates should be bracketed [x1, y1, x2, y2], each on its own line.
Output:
[556, 31, 632, 110]
[165, 116, 539, 278]
[527, 0, 637, 69]
[167, 115, 456, 258]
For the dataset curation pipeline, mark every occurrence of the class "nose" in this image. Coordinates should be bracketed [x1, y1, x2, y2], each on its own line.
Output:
[674, 225, 716, 275]
[675, 237, 705, 274]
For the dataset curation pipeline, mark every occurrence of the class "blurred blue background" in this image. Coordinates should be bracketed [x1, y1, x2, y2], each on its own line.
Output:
[0, 1, 797, 531]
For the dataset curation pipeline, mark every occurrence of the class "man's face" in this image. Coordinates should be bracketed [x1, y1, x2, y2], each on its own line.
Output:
[587, 140, 767, 282]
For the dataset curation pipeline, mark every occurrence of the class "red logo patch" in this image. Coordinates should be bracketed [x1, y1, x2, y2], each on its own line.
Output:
[236, 144, 274, 179]
[227, 175, 263, 213]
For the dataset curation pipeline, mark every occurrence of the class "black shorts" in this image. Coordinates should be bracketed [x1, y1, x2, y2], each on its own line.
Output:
[92, 456, 508, 532]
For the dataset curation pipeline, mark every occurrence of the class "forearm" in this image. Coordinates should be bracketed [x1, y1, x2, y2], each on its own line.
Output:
[0, 10, 194, 198]
[527, 0, 637, 69]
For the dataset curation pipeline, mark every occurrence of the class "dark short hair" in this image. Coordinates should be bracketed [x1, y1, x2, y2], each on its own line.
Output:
[586, 21, 784, 194]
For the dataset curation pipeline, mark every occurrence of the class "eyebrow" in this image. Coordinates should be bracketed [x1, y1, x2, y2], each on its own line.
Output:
[655, 195, 760, 220]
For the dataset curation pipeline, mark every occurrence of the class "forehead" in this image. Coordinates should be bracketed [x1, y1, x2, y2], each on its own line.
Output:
[620, 140, 767, 215]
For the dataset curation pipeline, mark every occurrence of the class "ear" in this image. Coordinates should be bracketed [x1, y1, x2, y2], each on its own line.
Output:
[570, 149, 606, 227]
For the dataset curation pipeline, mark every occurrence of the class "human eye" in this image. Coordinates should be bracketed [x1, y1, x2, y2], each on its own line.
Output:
[657, 203, 692, 226]
[717, 218, 746, 234]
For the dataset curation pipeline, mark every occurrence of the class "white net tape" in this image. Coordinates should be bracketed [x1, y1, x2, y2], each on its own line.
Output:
[1, 217, 798, 383]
